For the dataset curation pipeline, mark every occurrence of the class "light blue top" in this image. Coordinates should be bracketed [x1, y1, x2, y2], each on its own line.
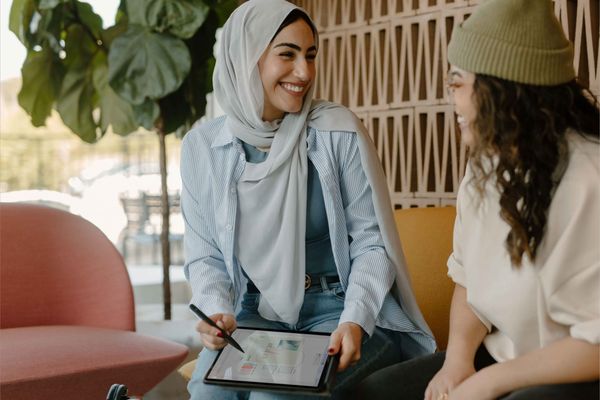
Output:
[241, 141, 336, 277]
[181, 115, 435, 354]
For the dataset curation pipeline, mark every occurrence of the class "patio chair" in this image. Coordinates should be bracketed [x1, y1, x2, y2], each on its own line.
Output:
[120, 194, 159, 264]
[0, 203, 188, 400]
[143, 193, 185, 265]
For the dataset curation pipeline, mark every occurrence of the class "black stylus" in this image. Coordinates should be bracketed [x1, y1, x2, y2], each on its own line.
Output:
[189, 304, 245, 353]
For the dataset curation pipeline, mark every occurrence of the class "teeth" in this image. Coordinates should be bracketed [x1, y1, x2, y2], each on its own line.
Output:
[282, 83, 304, 93]
[456, 115, 466, 124]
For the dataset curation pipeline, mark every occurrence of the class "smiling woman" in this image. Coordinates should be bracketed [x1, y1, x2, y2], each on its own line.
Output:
[180, 0, 436, 399]
[257, 10, 317, 121]
[358, 0, 599, 399]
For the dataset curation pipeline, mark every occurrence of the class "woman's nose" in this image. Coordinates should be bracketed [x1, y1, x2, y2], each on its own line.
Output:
[294, 59, 310, 81]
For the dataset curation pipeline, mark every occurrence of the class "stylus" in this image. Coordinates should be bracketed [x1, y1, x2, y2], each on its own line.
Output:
[189, 304, 245, 353]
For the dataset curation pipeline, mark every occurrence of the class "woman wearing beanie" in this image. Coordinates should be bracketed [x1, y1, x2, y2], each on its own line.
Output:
[358, 0, 599, 399]
[181, 0, 436, 399]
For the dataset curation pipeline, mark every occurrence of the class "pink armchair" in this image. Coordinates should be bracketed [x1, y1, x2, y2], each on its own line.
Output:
[0, 203, 188, 399]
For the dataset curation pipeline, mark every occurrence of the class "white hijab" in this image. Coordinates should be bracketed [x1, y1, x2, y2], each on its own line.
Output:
[214, 0, 433, 339]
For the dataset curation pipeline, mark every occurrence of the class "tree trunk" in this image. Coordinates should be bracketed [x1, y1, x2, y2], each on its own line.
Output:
[158, 129, 172, 320]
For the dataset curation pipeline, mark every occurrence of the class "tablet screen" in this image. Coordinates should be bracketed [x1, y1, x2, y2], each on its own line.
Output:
[205, 327, 333, 390]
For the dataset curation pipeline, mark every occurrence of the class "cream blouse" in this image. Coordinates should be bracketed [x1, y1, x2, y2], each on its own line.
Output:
[448, 132, 600, 362]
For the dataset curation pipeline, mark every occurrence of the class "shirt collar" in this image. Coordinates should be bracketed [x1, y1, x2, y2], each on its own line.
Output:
[211, 117, 236, 148]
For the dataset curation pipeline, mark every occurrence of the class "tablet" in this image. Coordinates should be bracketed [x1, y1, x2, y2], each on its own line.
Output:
[204, 327, 337, 394]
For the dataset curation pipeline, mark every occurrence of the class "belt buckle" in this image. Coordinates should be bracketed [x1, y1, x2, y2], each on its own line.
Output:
[304, 274, 311, 290]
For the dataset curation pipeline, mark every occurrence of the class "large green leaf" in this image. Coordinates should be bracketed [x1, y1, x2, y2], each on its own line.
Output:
[9, 0, 36, 45]
[108, 25, 191, 104]
[126, 0, 209, 39]
[73, 1, 103, 40]
[132, 99, 160, 130]
[56, 67, 103, 143]
[92, 54, 138, 135]
[17, 49, 65, 127]
[64, 24, 98, 69]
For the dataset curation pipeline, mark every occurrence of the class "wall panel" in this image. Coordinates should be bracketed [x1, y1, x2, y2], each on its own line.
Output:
[293, 0, 599, 207]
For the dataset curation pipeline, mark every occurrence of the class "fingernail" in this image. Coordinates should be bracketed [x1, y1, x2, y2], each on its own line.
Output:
[216, 331, 223, 337]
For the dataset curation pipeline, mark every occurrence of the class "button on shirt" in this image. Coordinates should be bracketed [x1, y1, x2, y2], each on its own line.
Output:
[180, 116, 433, 351]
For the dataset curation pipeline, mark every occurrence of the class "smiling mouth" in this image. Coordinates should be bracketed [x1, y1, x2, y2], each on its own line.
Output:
[280, 82, 306, 95]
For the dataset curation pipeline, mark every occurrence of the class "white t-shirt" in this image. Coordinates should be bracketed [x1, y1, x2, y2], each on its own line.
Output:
[448, 132, 600, 362]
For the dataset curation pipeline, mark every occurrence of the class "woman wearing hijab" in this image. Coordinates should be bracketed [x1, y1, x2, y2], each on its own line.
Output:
[358, 0, 599, 399]
[180, 0, 435, 398]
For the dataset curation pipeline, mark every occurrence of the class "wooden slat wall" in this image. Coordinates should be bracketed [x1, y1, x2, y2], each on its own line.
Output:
[293, 0, 599, 207]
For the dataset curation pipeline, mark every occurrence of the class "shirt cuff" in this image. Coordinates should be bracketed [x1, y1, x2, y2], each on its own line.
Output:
[571, 319, 600, 344]
[339, 302, 377, 337]
[190, 295, 235, 319]
[447, 252, 466, 286]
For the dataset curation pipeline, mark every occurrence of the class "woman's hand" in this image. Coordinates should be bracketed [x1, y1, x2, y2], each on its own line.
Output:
[447, 338, 600, 400]
[328, 322, 364, 371]
[195, 313, 237, 350]
[426, 285, 488, 400]
[424, 359, 476, 400]
[447, 370, 498, 400]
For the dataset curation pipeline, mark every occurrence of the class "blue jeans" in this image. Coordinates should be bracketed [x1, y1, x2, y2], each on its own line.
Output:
[188, 280, 406, 400]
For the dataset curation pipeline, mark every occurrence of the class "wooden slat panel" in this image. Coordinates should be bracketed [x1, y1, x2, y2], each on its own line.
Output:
[291, 0, 598, 207]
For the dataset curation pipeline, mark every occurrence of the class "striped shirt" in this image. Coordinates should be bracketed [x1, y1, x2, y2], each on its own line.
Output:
[181, 115, 435, 353]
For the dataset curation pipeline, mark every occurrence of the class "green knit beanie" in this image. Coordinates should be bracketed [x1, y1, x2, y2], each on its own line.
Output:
[447, 0, 575, 85]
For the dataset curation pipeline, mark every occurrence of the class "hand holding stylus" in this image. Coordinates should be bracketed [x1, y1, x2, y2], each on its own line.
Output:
[194, 311, 237, 350]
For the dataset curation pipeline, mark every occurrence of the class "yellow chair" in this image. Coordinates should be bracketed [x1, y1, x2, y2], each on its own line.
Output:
[178, 206, 456, 380]
[178, 360, 197, 382]
[394, 206, 456, 350]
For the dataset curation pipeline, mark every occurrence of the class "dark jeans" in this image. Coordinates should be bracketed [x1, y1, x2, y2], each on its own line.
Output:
[356, 346, 599, 400]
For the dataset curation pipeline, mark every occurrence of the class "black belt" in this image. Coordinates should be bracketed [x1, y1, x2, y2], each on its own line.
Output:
[246, 274, 340, 294]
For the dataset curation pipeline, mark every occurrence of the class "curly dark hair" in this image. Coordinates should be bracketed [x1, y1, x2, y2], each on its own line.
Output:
[468, 77, 599, 266]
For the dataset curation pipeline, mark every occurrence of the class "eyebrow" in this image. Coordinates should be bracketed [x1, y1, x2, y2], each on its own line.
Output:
[273, 42, 317, 52]
[448, 70, 463, 78]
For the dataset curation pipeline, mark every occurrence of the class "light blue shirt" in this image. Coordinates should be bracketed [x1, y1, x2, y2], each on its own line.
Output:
[181, 116, 434, 353]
